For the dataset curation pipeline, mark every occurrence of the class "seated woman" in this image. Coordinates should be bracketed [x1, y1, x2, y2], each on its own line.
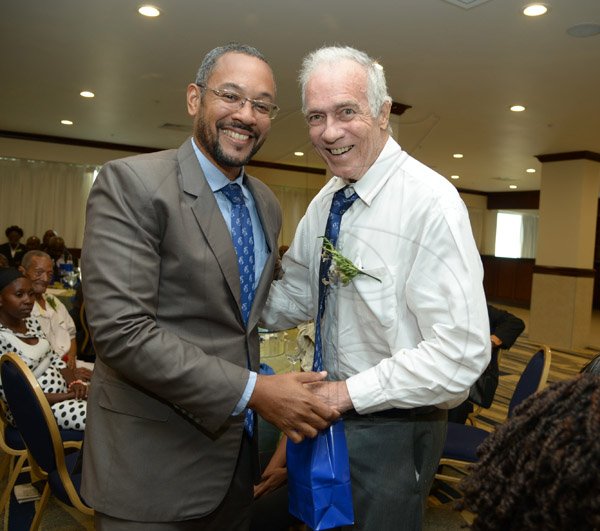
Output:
[0, 268, 89, 430]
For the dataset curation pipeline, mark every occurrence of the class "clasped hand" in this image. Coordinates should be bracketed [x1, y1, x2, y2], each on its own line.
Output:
[249, 371, 340, 443]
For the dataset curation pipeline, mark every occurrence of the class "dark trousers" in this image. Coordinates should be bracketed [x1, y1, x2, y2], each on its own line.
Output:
[95, 435, 254, 531]
[340, 408, 447, 531]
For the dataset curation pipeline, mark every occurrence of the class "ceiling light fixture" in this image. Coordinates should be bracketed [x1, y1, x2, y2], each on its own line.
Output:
[294, 151, 304, 157]
[510, 105, 526, 112]
[452, 153, 463, 159]
[526, 168, 536, 173]
[61, 119, 73, 125]
[138, 5, 160, 17]
[509, 184, 518, 189]
[523, 3, 548, 17]
[566, 23, 600, 38]
[450, 175, 460, 180]
[80, 91, 95, 98]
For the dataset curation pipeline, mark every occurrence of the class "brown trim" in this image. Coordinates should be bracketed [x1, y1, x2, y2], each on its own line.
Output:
[487, 190, 540, 210]
[533, 265, 595, 278]
[247, 160, 326, 175]
[0, 129, 161, 154]
[536, 151, 600, 164]
[0, 129, 326, 175]
[390, 101, 412, 116]
[456, 188, 488, 196]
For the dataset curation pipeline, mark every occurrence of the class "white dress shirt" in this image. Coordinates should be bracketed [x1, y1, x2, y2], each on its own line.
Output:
[31, 293, 76, 357]
[262, 137, 490, 413]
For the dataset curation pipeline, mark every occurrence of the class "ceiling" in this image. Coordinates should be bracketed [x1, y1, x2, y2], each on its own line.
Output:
[1, 0, 599, 192]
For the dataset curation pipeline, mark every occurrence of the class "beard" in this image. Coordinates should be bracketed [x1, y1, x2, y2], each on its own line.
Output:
[195, 116, 265, 169]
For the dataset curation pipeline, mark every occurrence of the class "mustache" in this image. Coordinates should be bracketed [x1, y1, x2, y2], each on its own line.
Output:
[218, 120, 257, 137]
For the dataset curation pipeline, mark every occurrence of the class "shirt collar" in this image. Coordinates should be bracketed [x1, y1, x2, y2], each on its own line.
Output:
[324, 137, 403, 207]
[190, 137, 245, 191]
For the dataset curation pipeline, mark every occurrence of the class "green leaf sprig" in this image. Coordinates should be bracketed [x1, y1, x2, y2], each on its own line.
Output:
[320, 236, 381, 286]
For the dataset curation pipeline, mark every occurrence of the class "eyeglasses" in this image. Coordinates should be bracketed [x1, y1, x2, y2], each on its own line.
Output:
[197, 84, 279, 119]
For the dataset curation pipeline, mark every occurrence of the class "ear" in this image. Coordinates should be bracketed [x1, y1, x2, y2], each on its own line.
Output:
[378, 99, 392, 131]
[18, 265, 25, 274]
[186, 83, 201, 117]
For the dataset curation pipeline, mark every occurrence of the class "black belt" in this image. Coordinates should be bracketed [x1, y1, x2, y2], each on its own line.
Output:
[342, 405, 438, 420]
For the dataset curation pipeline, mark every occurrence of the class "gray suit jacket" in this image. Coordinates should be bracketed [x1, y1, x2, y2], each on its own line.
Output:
[80, 139, 281, 521]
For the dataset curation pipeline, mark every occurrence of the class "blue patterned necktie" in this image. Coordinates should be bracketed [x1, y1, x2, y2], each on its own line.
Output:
[220, 182, 256, 436]
[313, 186, 359, 371]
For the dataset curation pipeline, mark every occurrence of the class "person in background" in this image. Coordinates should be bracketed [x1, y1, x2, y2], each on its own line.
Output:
[19, 250, 78, 369]
[448, 304, 525, 423]
[81, 43, 337, 530]
[458, 374, 600, 530]
[41, 229, 58, 252]
[24, 235, 42, 251]
[261, 45, 489, 530]
[0, 225, 26, 267]
[47, 235, 74, 282]
[273, 244, 289, 281]
[0, 268, 89, 431]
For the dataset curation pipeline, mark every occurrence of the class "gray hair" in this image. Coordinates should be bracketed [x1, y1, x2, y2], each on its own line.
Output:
[21, 250, 51, 269]
[194, 43, 271, 87]
[299, 46, 391, 118]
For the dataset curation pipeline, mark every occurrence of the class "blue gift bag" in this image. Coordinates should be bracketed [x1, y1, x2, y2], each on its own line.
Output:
[287, 419, 354, 530]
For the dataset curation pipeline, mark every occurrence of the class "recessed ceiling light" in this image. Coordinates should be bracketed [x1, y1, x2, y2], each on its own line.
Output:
[294, 151, 304, 157]
[510, 105, 526, 112]
[509, 184, 518, 189]
[138, 5, 160, 17]
[526, 168, 536, 173]
[80, 91, 95, 98]
[566, 23, 600, 38]
[523, 3, 548, 17]
[452, 153, 463, 159]
[61, 119, 73, 125]
[450, 175, 460, 180]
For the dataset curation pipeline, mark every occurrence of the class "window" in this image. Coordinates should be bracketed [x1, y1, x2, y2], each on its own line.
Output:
[494, 211, 538, 259]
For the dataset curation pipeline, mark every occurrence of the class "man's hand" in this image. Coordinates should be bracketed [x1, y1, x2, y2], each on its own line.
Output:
[305, 380, 353, 413]
[248, 371, 339, 443]
[253, 466, 287, 499]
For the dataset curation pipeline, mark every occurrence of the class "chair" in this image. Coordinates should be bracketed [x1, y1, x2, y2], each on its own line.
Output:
[436, 345, 551, 484]
[0, 400, 29, 513]
[0, 352, 92, 530]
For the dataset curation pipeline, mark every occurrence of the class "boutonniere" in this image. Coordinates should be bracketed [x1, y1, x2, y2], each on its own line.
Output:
[46, 295, 58, 311]
[320, 237, 381, 286]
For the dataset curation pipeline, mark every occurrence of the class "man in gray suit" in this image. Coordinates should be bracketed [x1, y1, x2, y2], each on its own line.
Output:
[81, 43, 338, 530]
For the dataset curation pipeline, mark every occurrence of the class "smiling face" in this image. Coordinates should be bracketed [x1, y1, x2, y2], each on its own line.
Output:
[304, 60, 390, 182]
[187, 52, 276, 180]
[20, 255, 53, 296]
[0, 277, 35, 324]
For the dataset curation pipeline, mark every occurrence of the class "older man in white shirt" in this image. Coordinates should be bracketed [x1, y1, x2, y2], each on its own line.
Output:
[20, 250, 77, 368]
[261, 46, 490, 531]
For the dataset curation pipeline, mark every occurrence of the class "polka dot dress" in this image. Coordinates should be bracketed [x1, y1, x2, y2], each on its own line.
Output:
[0, 317, 86, 431]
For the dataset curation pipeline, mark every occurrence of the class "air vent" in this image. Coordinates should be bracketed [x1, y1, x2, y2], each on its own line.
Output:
[440, 0, 493, 9]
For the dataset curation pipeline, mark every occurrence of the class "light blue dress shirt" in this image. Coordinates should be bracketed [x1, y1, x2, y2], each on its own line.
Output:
[191, 139, 264, 415]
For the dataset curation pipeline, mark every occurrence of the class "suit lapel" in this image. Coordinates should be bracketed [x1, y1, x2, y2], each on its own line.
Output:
[177, 140, 241, 312]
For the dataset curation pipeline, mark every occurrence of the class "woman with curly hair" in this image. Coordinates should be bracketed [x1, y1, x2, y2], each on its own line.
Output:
[458, 374, 600, 530]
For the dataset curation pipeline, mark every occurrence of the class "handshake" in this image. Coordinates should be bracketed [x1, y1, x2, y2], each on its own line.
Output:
[248, 371, 352, 443]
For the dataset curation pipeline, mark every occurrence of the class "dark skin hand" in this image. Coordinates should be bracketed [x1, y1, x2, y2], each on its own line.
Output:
[248, 371, 340, 443]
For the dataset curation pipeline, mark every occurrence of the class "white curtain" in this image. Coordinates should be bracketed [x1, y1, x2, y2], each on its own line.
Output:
[0, 157, 97, 248]
[520, 212, 539, 259]
[269, 185, 317, 247]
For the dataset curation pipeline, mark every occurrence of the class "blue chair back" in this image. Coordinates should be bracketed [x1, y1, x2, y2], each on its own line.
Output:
[508, 347, 549, 416]
[0, 355, 59, 475]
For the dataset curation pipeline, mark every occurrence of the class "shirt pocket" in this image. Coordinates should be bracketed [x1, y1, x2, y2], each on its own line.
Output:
[346, 265, 400, 329]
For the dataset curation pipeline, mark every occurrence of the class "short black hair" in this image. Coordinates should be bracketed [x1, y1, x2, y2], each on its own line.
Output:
[5, 225, 24, 238]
